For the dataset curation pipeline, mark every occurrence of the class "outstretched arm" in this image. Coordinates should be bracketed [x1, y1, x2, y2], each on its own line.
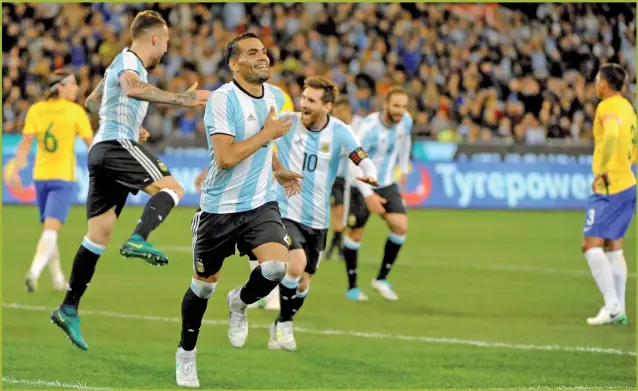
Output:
[119, 71, 204, 107]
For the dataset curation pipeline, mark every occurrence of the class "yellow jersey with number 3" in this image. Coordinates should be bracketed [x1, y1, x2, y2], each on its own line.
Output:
[592, 95, 637, 195]
[22, 99, 93, 181]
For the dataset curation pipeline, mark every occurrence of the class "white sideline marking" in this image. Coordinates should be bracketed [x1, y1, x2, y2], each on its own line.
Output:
[1, 377, 116, 390]
[3, 302, 635, 357]
[161, 245, 637, 279]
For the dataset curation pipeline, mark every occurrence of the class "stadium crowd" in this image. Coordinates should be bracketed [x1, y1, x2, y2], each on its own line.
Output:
[2, 3, 636, 146]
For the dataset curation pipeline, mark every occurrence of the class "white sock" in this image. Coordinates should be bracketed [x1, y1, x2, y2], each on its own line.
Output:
[585, 248, 620, 310]
[606, 250, 627, 312]
[28, 230, 58, 279]
[248, 259, 259, 272]
[47, 245, 65, 284]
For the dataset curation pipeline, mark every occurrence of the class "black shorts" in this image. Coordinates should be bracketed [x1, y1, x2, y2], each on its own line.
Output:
[348, 183, 406, 229]
[86, 139, 171, 219]
[330, 177, 346, 206]
[282, 219, 328, 275]
[192, 201, 289, 278]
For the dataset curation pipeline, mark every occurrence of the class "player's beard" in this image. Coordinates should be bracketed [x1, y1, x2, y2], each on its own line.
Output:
[147, 53, 166, 71]
[247, 69, 270, 84]
[384, 109, 403, 125]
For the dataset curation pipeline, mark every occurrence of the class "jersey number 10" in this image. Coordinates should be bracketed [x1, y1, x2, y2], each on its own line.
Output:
[303, 153, 318, 172]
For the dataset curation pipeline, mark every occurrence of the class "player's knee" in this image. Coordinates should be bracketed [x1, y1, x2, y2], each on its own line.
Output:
[260, 260, 287, 281]
[190, 277, 216, 299]
[343, 235, 361, 250]
[347, 230, 364, 243]
[581, 237, 604, 254]
[298, 274, 312, 292]
[391, 225, 408, 237]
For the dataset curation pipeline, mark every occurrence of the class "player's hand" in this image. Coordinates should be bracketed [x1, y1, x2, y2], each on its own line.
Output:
[356, 176, 380, 187]
[275, 168, 305, 197]
[364, 193, 387, 215]
[194, 169, 207, 190]
[139, 127, 150, 142]
[11, 169, 23, 192]
[263, 106, 293, 140]
[184, 83, 210, 107]
[592, 173, 610, 193]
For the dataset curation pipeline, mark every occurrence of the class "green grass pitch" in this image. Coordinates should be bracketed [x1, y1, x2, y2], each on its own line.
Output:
[2, 205, 636, 389]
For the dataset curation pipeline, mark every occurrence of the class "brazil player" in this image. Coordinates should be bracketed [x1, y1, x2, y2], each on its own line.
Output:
[582, 63, 636, 326]
[12, 70, 93, 293]
[49, 10, 210, 351]
[325, 96, 364, 260]
[342, 86, 413, 302]
[268, 77, 378, 351]
[175, 33, 303, 387]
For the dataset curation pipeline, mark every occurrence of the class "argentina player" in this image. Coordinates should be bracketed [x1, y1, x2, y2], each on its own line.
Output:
[175, 33, 304, 387]
[268, 77, 378, 351]
[343, 86, 413, 302]
[49, 10, 209, 351]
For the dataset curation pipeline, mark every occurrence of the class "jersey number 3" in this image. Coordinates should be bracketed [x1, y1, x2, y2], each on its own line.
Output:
[42, 122, 58, 153]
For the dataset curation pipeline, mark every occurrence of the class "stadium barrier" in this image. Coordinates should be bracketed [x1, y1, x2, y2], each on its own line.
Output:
[3, 153, 608, 210]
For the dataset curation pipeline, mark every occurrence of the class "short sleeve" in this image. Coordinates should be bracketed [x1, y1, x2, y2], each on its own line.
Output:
[22, 105, 38, 135]
[116, 52, 142, 78]
[205, 91, 236, 137]
[75, 105, 94, 138]
[340, 124, 361, 154]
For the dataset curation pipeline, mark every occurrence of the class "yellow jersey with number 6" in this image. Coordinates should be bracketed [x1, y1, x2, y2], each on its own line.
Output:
[22, 99, 93, 181]
[592, 95, 637, 195]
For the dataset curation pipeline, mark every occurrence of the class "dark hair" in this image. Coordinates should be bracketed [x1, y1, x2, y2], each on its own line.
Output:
[46, 69, 74, 99]
[224, 33, 259, 67]
[384, 85, 409, 102]
[130, 10, 167, 40]
[599, 63, 627, 92]
[333, 95, 351, 108]
[303, 76, 339, 104]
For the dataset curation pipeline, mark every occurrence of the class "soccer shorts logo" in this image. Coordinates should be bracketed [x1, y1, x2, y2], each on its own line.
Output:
[157, 160, 168, 173]
[349, 147, 369, 165]
[195, 259, 205, 274]
[348, 214, 357, 227]
[283, 234, 291, 247]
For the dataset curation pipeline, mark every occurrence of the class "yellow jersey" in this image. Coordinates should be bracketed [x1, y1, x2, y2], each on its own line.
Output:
[592, 95, 637, 195]
[282, 90, 294, 112]
[22, 99, 93, 182]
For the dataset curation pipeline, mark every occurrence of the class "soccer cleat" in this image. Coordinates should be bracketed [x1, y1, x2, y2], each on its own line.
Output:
[371, 279, 399, 301]
[267, 323, 282, 350]
[227, 287, 248, 348]
[25, 273, 37, 293]
[274, 321, 297, 351]
[175, 347, 199, 388]
[50, 305, 88, 351]
[586, 307, 628, 325]
[120, 234, 168, 266]
[345, 287, 369, 302]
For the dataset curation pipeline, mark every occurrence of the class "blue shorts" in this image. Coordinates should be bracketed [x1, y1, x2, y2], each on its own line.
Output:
[583, 185, 636, 240]
[34, 180, 76, 224]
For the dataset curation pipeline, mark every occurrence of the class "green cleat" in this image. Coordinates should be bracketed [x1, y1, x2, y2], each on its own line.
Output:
[50, 305, 88, 351]
[613, 313, 629, 325]
[120, 234, 168, 266]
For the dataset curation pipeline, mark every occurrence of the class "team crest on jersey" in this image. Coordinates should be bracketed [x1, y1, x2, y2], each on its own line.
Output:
[157, 160, 168, 172]
[397, 132, 404, 139]
[195, 259, 205, 274]
[320, 142, 331, 154]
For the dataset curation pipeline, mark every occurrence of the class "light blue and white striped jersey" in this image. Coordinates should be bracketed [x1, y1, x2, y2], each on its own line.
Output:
[275, 113, 361, 229]
[93, 48, 149, 144]
[200, 80, 285, 214]
[358, 112, 413, 188]
[336, 114, 364, 178]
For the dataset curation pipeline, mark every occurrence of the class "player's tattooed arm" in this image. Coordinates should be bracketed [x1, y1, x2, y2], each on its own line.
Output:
[119, 71, 208, 107]
[85, 78, 105, 115]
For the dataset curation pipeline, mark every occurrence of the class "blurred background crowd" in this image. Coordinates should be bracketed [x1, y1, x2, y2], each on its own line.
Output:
[2, 3, 636, 147]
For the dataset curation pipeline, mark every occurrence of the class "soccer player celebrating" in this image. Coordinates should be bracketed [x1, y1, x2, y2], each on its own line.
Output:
[49, 10, 210, 351]
[268, 77, 378, 351]
[325, 96, 364, 260]
[582, 63, 636, 326]
[175, 33, 303, 387]
[342, 86, 413, 302]
[12, 70, 93, 293]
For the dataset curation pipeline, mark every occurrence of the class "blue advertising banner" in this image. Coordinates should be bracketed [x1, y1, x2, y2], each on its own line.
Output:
[2, 153, 616, 210]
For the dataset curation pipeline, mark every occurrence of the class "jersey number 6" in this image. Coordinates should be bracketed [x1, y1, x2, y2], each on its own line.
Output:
[42, 122, 58, 153]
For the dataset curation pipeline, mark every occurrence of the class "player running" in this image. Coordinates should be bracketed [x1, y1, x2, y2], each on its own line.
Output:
[49, 10, 210, 351]
[267, 77, 378, 351]
[342, 86, 413, 302]
[12, 70, 93, 293]
[582, 63, 636, 326]
[175, 33, 303, 388]
[325, 96, 364, 260]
